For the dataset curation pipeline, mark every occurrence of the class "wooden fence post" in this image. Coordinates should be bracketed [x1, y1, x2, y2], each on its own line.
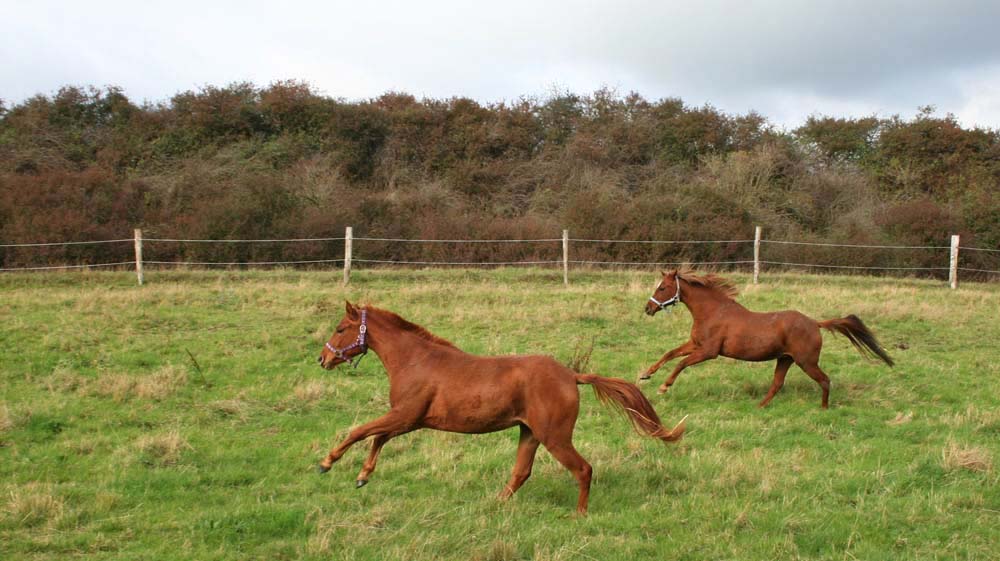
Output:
[562, 229, 569, 286]
[343, 226, 353, 286]
[134, 229, 144, 286]
[753, 226, 761, 284]
[949, 234, 960, 289]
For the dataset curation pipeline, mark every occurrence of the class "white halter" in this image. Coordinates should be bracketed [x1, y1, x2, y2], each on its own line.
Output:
[649, 275, 681, 310]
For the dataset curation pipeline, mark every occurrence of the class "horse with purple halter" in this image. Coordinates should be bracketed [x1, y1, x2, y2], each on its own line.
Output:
[316, 302, 686, 515]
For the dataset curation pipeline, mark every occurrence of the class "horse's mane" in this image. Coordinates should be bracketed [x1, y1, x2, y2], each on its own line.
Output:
[675, 266, 740, 300]
[368, 306, 458, 348]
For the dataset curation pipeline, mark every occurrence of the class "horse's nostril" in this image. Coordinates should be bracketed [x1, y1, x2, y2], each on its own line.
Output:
[317, 356, 323, 364]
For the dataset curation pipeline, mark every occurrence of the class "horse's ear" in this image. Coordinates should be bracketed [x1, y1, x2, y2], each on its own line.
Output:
[345, 301, 359, 319]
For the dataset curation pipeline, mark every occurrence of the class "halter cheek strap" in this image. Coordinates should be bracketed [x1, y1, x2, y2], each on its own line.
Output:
[649, 277, 681, 311]
[325, 309, 368, 368]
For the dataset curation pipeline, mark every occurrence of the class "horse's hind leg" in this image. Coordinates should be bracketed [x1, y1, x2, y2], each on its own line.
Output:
[499, 425, 540, 500]
[798, 361, 831, 409]
[759, 356, 794, 408]
[541, 439, 593, 515]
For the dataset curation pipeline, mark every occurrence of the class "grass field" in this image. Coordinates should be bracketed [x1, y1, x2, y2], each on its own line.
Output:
[2, 268, 999, 560]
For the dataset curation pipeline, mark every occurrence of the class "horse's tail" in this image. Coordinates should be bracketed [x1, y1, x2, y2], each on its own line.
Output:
[575, 374, 686, 443]
[818, 314, 895, 367]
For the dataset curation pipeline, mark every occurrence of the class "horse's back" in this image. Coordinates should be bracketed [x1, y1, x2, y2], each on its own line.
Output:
[500, 354, 581, 400]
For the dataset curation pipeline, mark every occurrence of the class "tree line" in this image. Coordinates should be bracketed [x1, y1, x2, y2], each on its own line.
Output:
[1, 81, 997, 274]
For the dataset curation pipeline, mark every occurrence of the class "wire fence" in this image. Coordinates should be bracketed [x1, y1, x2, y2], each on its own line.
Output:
[1, 227, 998, 286]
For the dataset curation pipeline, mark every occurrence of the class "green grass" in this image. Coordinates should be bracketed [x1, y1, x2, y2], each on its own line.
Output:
[1, 268, 998, 560]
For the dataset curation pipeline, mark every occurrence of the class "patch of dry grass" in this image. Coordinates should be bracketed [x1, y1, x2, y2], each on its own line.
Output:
[475, 539, 520, 561]
[941, 440, 992, 473]
[293, 379, 330, 403]
[135, 365, 188, 400]
[0, 403, 12, 433]
[91, 373, 136, 402]
[90, 365, 188, 402]
[206, 398, 250, 420]
[134, 430, 192, 467]
[3, 483, 65, 528]
[44, 363, 87, 394]
[941, 405, 1000, 433]
[305, 506, 390, 555]
[886, 411, 914, 426]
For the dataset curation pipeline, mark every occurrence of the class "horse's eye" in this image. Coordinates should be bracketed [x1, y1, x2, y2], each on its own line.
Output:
[656, 287, 663, 291]
[336, 327, 345, 334]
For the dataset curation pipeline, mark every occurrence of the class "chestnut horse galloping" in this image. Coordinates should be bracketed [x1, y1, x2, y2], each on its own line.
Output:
[317, 302, 686, 514]
[641, 269, 894, 408]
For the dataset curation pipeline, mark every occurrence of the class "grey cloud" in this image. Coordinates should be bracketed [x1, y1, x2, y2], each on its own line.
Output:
[2, 0, 998, 127]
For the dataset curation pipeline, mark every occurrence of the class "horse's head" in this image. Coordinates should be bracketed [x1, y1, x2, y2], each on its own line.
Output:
[645, 270, 681, 316]
[318, 301, 369, 369]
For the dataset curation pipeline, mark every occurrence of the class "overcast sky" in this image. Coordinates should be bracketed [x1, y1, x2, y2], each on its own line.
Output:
[3, 0, 1000, 129]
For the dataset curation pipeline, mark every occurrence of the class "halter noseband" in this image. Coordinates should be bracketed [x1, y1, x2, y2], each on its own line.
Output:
[649, 276, 681, 310]
[325, 309, 368, 368]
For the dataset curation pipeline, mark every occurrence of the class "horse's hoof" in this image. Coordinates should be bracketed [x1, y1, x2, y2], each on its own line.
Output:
[355, 479, 368, 488]
[317, 464, 331, 474]
[638, 374, 651, 381]
[656, 386, 669, 395]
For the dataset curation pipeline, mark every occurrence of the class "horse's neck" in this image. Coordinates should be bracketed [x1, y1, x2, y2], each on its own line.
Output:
[682, 284, 736, 320]
[366, 316, 440, 379]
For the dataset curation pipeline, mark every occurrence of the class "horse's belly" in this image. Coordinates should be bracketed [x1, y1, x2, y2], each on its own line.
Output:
[421, 392, 521, 434]
[722, 350, 781, 362]
[423, 419, 519, 435]
[721, 334, 783, 362]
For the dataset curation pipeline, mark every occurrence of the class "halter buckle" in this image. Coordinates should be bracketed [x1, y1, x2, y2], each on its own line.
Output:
[324, 309, 369, 369]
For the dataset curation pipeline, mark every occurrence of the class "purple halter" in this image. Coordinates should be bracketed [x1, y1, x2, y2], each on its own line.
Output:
[325, 309, 368, 368]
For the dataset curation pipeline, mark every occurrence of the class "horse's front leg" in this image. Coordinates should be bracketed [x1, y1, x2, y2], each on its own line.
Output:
[640, 340, 695, 381]
[318, 411, 413, 473]
[355, 431, 411, 487]
[657, 349, 717, 394]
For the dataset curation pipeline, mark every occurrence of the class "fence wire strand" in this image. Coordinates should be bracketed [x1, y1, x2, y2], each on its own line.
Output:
[352, 259, 560, 266]
[0, 261, 136, 271]
[145, 237, 345, 243]
[570, 259, 755, 266]
[761, 260, 948, 271]
[957, 267, 1000, 274]
[0, 239, 132, 248]
[762, 240, 948, 250]
[145, 259, 344, 266]
[353, 237, 560, 243]
[571, 239, 752, 245]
